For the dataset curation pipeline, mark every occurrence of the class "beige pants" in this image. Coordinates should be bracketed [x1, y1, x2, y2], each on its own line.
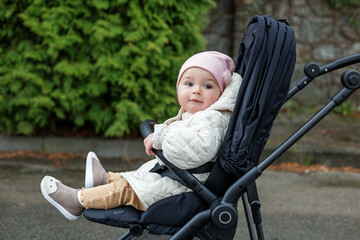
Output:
[80, 171, 146, 211]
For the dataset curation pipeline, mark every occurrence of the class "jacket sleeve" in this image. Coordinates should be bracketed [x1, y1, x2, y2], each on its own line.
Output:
[152, 110, 229, 169]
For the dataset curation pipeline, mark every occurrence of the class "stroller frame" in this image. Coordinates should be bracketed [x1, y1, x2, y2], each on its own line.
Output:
[134, 56, 360, 240]
[84, 15, 360, 240]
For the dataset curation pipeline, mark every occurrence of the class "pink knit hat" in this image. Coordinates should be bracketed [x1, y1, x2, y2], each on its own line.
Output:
[177, 51, 235, 92]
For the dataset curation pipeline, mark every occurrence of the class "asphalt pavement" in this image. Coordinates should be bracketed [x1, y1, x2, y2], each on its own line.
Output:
[0, 111, 359, 239]
[0, 157, 359, 240]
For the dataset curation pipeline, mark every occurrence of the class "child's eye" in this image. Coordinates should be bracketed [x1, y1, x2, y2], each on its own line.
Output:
[204, 85, 212, 89]
[185, 82, 193, 87]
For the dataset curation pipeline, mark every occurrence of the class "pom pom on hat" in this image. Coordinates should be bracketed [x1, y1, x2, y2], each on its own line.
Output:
[177, 51, 235, 92]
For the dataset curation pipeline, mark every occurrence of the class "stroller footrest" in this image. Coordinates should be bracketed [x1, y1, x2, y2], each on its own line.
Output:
[83, 206, 143, 228]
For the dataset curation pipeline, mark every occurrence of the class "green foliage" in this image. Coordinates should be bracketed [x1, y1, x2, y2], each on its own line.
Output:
[0, 0, 215, 137]
[334, 99, 356, 116]
[304, 153, 313, 166]
[329, 0, 360, 27]
[235, 0, 264, 17]
[282, 100, 318, 117]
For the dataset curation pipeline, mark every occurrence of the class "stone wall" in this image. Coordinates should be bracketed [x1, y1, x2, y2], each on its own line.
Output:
[203, 0, 360, 108]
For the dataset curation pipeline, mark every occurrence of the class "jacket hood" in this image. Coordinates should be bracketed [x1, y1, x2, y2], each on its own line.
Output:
[206, 72, 242, 112]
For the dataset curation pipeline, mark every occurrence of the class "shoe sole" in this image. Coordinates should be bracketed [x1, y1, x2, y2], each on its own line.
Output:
[85, 152, 96, 188]
[40, 177, 80, 221]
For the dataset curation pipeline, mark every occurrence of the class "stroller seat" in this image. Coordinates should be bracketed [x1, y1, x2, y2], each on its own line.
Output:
[84, 15, 297, 239]
[83, 15, 360, 240]
[84, 192, 207, 237]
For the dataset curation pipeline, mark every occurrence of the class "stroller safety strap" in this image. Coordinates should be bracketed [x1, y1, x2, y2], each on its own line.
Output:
[150, 162, 214, 185]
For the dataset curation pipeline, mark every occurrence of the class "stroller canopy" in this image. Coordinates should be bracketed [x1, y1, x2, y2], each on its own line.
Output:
[220, 15, 297, 177]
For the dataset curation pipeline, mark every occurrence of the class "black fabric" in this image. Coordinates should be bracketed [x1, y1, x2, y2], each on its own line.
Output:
[83, 205, 142, 228]
[204, 157, 237, 196]
[84, 192, 207, 236]
[141, 192, 206, 227]
[220, 15, 296, 177]
[149, 162, 214, 185]
[150, 162, 214, 174]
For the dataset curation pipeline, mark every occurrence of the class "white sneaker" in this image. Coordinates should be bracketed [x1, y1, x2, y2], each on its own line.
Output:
[40, 176, 83, 221]
[85, 152, 108, 188]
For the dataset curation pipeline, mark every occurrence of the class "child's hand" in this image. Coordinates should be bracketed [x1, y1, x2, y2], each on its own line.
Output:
[144, 133, 156, 156]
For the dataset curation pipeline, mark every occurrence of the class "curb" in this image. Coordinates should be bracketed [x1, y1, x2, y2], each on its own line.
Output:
[1, 134, 359, 168]
[1, 111, 359, 168]
[0, 135, 151, 160]
[261, 147, 360, 168]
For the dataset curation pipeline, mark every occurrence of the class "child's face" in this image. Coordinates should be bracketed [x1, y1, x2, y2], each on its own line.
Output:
[177, 67, 221, 114]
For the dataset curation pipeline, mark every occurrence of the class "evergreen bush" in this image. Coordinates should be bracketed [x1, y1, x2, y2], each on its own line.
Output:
[0, 0, 215, 137]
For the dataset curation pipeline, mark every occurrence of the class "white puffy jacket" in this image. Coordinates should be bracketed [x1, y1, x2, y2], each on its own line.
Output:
[121, 73, 242, 209]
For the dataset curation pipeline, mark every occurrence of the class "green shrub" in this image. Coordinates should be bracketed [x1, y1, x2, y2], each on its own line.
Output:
[0, 0, 215, 137]
[329, 0, 360, 27]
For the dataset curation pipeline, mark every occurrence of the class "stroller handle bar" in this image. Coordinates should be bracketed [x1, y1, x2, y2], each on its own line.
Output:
[287, 53, 360, 100]
[223, 69, 359, 205]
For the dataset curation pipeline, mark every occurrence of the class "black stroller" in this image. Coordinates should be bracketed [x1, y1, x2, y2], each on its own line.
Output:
[83, 15, 360, 240]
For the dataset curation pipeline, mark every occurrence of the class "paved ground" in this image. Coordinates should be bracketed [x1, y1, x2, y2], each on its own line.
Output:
[0, 157, 359, 240]
[0, 111, 359, 239]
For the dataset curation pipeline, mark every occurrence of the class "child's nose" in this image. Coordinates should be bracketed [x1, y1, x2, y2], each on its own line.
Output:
[192, 85, 201, 94]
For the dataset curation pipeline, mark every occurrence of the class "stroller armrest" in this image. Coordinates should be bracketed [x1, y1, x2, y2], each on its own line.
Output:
[140, 119, 158, 138]
[140, 119, 218, 206]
